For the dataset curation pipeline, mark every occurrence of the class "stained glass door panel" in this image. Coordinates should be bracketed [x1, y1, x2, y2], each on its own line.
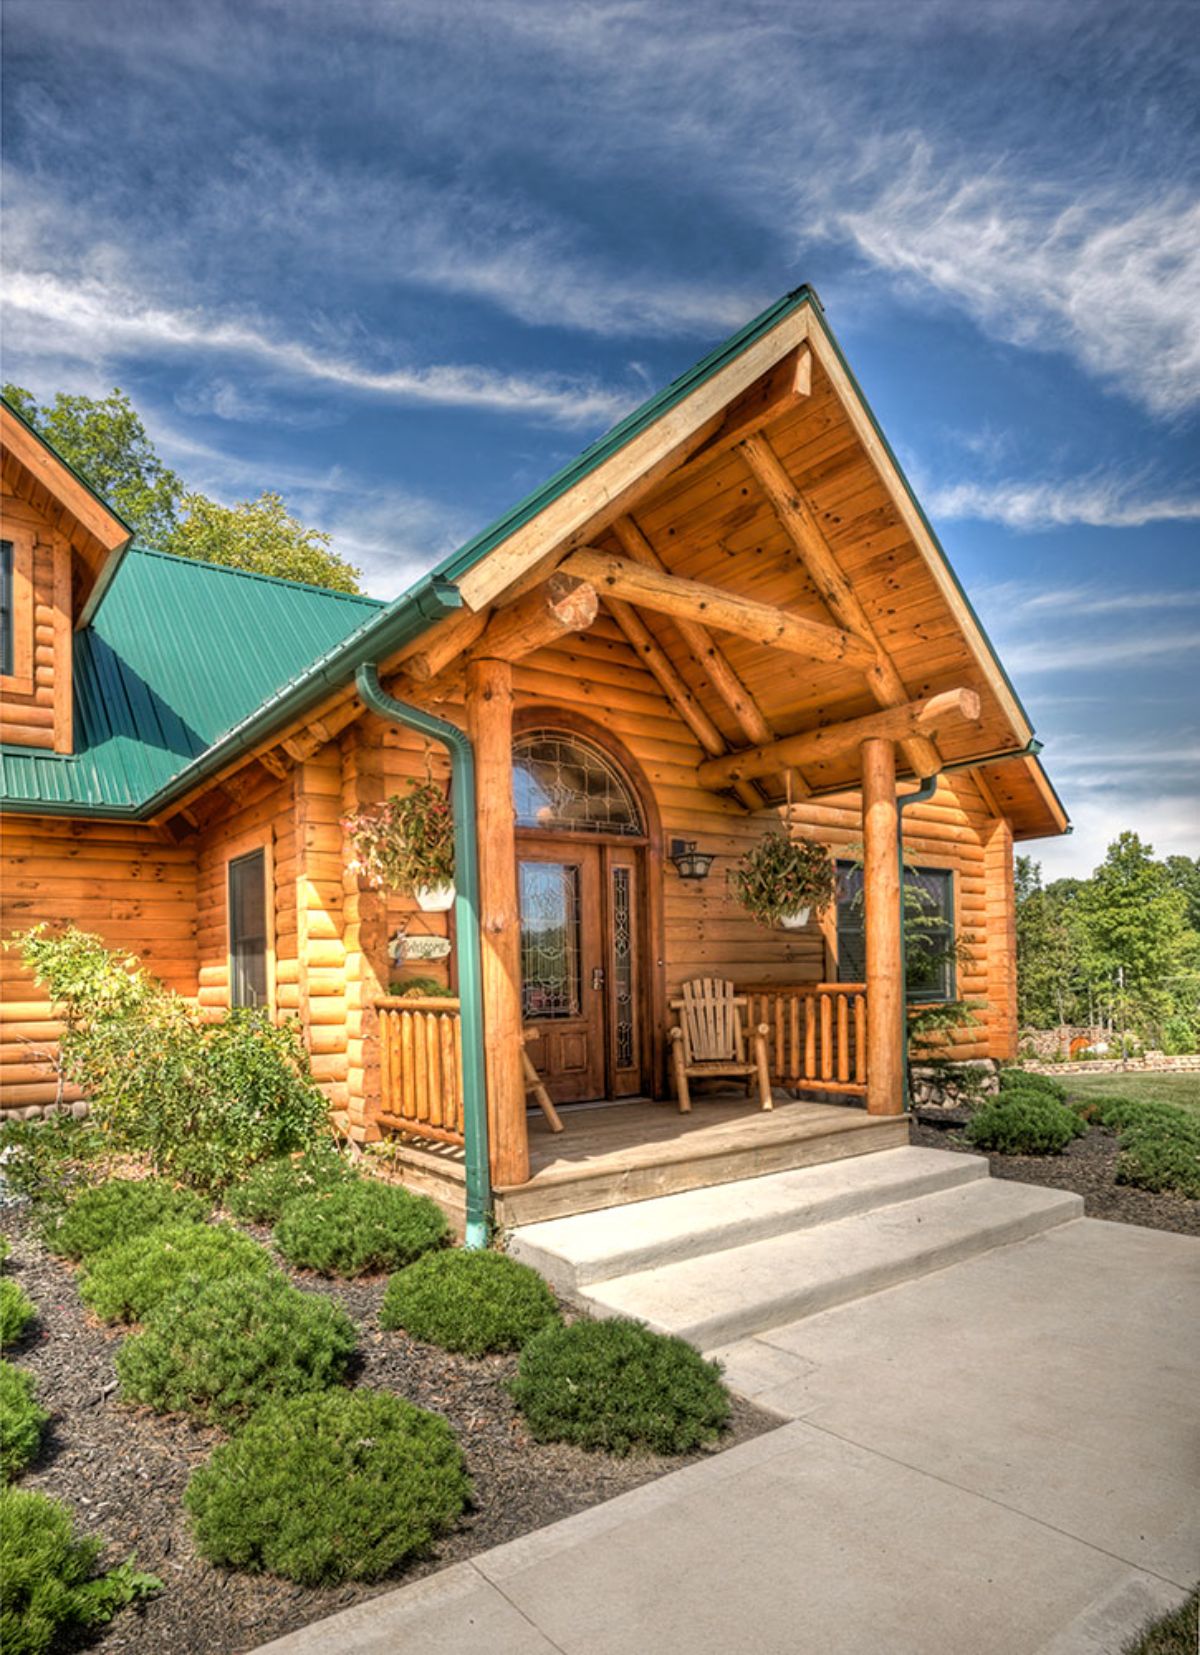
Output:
[518, 841, 605, 1104]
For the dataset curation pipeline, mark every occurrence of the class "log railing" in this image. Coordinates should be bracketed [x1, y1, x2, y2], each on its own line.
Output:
[376, 997, 465, 1145]
[737, 983, 867, 1096]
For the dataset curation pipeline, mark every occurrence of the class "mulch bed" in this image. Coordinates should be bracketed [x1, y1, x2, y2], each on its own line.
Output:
[910, 1119, 1200, 1237]
[0, 1207, 777, 1655]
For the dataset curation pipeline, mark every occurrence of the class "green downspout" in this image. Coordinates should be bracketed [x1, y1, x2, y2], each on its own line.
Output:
[896, 775, 941, 1112]
[355, 665, 491, 1248]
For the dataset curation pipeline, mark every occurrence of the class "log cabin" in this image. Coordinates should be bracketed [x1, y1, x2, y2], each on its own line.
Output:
[0, 287, 1069, 1236]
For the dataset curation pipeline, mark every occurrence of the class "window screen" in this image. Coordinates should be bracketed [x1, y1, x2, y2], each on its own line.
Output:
[0, 541, 12, 678]
[229, 849, 269, 1008]
[836, 860, 955, 1002]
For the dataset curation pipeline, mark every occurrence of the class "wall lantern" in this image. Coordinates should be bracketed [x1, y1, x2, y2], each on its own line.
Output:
[669, 838, 715, 880]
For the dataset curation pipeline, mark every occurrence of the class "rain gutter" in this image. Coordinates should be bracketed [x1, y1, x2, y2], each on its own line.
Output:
[355, 664, 491, 1249]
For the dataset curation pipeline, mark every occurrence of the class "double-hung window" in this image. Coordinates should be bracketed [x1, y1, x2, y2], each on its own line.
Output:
[0, 541, 13, 678]
[836, 860, 956, 1002]
[228, 849, 269, 1008]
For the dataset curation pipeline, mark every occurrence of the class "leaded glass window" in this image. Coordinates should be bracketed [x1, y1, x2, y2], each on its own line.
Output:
[513, 730, 642, 836]
[612, 865, 636, 1068]
[519, 861, 582, 1020]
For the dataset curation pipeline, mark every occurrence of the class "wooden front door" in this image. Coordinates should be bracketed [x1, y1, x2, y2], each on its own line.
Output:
[518, 840, 605, 1103]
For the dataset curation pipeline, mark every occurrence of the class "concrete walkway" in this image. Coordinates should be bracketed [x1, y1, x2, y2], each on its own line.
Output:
[255, 1218, 1199, 1655]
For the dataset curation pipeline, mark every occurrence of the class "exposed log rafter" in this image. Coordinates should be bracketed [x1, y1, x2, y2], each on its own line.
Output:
[469, 572, 598, 664]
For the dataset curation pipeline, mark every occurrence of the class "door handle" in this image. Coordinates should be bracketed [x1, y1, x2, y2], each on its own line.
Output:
[592, 966, 605, 991]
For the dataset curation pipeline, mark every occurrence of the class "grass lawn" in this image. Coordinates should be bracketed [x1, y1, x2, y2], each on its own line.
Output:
[1121, 1586, 1197, 1655]
[1057, 1070, 1200, 1120]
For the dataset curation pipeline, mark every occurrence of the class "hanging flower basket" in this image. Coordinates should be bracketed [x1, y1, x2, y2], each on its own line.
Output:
[732, 831, 836, 930]
[342, 779, 455, 898]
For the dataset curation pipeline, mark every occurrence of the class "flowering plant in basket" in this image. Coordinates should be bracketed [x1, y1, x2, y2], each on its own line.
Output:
[732, 831, 836, 928]
[342, 780, 454, 897]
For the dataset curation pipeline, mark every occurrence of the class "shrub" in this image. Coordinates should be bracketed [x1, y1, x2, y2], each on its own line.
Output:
[274, 1180, 449, 1277]
[0, 1236, 8, 1265]
[0, 1487, 159, 1655]
[17, 927, 327, 1191]
[999, 1070, 1067, 1103]
[1116, 1116, 1200, 1201]
[381, 1249, 560, 1355]
[185, 1389, 470, 1583]
[43, 1177, 207, 1262]
[80, 1222, 278, 1324]
[225, 1140, 360, 1224]
[510, 1317, 732, 1456]
[0, 1363, 47, 1480]
[964, 1095, 1086, 1156]
[0, 1281, 36, 1349]
[1094, 1097, 1185, 1133]
[0, 1114, 110, 1210]
[116, 1271, 357, 1426]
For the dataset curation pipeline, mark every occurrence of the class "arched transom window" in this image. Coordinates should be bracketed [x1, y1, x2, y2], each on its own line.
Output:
[513, 729, 643, 836]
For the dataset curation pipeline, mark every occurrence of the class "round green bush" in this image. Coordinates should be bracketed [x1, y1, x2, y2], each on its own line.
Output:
[116, 1270, 357, 1425]
[510, 1317, 732, 1456]
[274, 1179, 449, 1277]
[43, 1178, 207, 1262]
[381, 1249, 560, 1355]
[999, 1070, 1067, 1103]
[0, 1363, 48, 1481]
[0, 1486, 159, 1655]
[185, 1388, 471, 1584]
[79, 1221, 277, 1324]
[1093, 1096, 1185, 1133]
[1115, 1117, 1200, 1201]
[965, 1095, 1086, 1156]
[225, 1140, 360, 1223]
[0, 1280, 36, 1350]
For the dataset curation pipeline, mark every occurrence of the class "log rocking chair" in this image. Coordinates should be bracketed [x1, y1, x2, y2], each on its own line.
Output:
[668, 978, 773, 1113]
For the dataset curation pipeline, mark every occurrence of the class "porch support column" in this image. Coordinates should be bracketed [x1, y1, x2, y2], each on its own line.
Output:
[862, 737, 904, 1116]
[465, 656, 530, 1186]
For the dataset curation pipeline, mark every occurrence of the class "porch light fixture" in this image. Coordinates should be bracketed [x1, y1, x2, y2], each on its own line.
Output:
[669, 838, 715, 880]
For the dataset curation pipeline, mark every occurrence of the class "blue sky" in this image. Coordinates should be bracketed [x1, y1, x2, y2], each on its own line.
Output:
[2, 0, 1197, 879]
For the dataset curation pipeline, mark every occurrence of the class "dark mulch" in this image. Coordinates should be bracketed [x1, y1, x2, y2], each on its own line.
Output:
[910, 1119, 1200, 1237]
[0, 1207, 776, 1655]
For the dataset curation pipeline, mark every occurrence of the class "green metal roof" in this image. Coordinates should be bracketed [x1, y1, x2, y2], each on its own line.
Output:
[0, 547, 384, 813]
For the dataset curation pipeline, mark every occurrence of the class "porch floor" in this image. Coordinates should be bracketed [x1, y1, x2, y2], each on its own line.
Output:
[387, 1092, 909, 1227]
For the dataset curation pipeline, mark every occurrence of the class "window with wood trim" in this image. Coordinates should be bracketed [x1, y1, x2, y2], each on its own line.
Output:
[836, 860, 956, 1002]
[228, 848, 269, 1008]
[0, 541, 12, 678]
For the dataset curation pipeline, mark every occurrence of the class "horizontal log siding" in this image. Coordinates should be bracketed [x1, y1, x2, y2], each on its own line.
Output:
[0, 817, 199, 1112]
[0, 481, 72, 753]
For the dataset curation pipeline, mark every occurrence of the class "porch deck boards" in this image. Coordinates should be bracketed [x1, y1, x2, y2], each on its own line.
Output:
[386, 1093, 909, 1227]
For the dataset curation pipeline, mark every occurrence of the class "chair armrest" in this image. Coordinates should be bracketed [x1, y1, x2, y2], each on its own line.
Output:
[668, 1026, 684, 1042]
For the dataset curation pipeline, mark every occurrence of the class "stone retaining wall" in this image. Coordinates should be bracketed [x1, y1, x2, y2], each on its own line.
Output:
[1019, 1055, 1200, 1077]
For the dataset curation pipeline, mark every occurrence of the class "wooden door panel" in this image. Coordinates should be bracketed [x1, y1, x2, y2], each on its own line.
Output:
[519, 840, 605, 1104]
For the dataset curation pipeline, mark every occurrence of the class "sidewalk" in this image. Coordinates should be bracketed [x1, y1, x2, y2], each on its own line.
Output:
[253, 1218, 1199, 1655]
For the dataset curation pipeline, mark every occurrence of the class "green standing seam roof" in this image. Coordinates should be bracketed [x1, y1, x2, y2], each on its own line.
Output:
[1, 284, 1059, 825]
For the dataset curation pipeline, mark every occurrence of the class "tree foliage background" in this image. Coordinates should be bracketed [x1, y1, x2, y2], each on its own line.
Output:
[3, 385, 361, 593]
[1016, 834, 1200, 1053]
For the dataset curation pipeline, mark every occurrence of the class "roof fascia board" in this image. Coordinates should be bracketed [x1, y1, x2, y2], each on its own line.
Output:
[445, 299, 817, 612]
[802, 311, 1034, 747]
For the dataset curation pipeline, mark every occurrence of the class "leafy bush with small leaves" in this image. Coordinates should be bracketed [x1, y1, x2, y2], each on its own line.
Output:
[80, 1222, 278, 1324]
[17, 927, 327, 1192]
[1000, 1070, 1067, 1103]
[381, 1249, 560, 1355]
[0, 1363, 47, 1480]
[0, 1281, 36, 1350]
[43, 1177, 207, 1262]
[0, 1114, 110, 1210]
[0, 1487, 160, 1655]
[116, 1271, 357, 1426]
[510, 1317, 732, 1456]
[965, 1095, 1087, 1156]
[225, 1140, 360, 1224]
[274, 1180, 449, 1277]
[1115, 1113, 1200, 1201]
[185, 1388, 470, 1583]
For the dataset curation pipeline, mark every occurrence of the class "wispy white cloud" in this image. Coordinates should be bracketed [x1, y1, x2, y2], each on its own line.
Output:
[1002, 628, 1200, 674]
[926, 471, 1200, 530]
[2, 268, 634, 427]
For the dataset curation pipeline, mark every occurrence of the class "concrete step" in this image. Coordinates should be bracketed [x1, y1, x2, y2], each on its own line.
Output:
[580, 1179, 1084, 1350]
[508, 1146, 989, 1294]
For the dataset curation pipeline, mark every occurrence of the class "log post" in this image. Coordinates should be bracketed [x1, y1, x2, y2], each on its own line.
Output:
[465, 656, 530, 1186]
[862, 737, 904, 1116]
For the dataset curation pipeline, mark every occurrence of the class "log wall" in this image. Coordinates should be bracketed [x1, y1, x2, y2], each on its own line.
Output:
[0, 476, 73, 753]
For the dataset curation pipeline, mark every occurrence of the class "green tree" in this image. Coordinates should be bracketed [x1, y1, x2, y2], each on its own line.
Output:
[1014, 857, 1081, 1028]
[1075, 833, 1190, 1043]
[166, 491, 361, 593]
[2, 384, 361, 594]
[4, 384, 182, 544]
[1164, 854, 1200, 932]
